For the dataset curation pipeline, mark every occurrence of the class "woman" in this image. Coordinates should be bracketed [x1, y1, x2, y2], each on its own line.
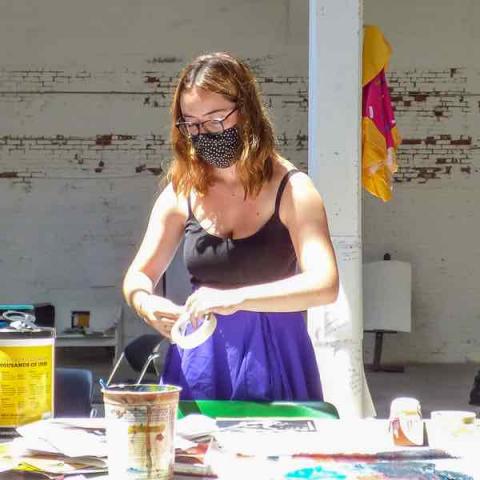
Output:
[123, 52, 339, 401]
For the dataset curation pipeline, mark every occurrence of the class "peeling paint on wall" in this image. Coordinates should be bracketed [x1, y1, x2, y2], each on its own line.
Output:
[387, 67, 480, 184]
[0, 65, 310, 178]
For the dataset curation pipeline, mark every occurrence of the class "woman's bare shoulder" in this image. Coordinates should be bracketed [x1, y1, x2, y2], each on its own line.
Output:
[272, 157, 323, 214]
[271, 156, 297, 180]
[151, 182, 189, 221]
[272, 156, 309, 184]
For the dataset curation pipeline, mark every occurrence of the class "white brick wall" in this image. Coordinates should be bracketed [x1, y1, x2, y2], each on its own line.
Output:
[364, 0, 480, 362]
[0, 0, 309, 339]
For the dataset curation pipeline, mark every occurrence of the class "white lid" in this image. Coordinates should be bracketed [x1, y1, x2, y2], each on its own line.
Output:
[390, 397, 421, 415]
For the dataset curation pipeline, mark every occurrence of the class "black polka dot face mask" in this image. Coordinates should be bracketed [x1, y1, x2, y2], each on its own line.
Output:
[191, 126, 242, 168]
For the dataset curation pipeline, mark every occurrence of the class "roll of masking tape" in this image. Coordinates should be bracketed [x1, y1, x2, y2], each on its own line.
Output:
[171, 312, 217, 349]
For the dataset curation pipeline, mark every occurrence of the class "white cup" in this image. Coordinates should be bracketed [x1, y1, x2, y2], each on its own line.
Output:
[427, 410, 477, 451]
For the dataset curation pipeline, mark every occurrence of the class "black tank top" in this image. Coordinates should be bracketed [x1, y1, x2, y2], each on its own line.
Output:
[183, 170, 300, 288]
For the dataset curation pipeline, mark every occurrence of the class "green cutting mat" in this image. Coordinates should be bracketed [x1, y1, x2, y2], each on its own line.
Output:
[178, 400, 339, 419]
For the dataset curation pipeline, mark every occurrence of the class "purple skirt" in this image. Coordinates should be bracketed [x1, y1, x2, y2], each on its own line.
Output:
[161, 310, 322, 402]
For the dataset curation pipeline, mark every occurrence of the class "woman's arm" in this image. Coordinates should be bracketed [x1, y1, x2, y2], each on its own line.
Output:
[123, 183, 186, 336]
[185, 172, 339, 320]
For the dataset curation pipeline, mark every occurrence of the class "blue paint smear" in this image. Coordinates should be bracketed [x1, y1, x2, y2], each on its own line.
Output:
[284, 462, 474, 480]
[438, 471, 474, 480]
[285, 465, 347, 479]
[374, 461, 473, 479]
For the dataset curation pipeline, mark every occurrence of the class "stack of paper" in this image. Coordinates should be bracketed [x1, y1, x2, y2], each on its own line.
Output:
[11, 418, 108, 476]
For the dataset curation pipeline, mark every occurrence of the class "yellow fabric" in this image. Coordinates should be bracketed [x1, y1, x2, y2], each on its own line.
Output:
[363, 25, 392, 86]
[391, 124, 401, 149]
[362, 118, 400, 203]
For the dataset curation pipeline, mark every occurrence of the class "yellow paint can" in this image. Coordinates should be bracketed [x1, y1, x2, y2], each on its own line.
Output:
[0, 327, 55, 431]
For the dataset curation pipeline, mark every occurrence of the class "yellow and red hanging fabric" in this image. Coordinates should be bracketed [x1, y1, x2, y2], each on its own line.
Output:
[362, 25, 401, 202]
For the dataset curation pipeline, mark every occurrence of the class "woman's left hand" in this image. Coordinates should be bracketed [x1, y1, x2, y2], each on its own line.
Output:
[184, 287, 244, 326]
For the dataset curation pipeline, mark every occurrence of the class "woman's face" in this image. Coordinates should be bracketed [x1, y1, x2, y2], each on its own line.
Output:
[180, 86, 238, 134]
[179, 86, 242, 169]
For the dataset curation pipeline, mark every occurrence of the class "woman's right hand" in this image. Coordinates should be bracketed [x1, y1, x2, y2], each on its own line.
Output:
[137, 294, 183, 340]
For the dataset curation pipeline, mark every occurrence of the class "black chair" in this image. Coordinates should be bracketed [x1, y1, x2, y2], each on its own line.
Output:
[107, 334, 167, 385]
[54, 367, 93, 417]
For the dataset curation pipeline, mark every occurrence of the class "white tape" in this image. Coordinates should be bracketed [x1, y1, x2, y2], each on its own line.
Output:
[170, 312, 217, 349]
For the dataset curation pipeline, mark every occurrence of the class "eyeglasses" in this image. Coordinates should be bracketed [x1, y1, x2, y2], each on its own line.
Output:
[176, 107, 238, 137]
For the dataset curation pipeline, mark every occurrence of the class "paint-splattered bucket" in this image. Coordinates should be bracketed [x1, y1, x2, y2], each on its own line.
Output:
[0, 326, 55, 432]
[102, 384, 181, 480]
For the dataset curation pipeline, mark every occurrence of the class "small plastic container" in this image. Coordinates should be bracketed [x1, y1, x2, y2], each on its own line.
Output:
[389, 397, 425, 446]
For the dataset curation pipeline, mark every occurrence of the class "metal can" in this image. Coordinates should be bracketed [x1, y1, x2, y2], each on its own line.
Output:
[0, 310, 55, 434]
[102, 384, 181, 480]
[389, 397, 425, 446]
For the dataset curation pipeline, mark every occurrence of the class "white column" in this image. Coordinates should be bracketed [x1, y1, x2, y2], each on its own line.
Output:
[308, 0, 375, 418]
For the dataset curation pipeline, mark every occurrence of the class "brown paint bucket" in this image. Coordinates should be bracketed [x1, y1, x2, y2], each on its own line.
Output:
[102, 384, 181, 480]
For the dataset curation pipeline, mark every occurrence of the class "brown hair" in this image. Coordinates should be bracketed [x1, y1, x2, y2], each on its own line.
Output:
[168, 52, 277, 197]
